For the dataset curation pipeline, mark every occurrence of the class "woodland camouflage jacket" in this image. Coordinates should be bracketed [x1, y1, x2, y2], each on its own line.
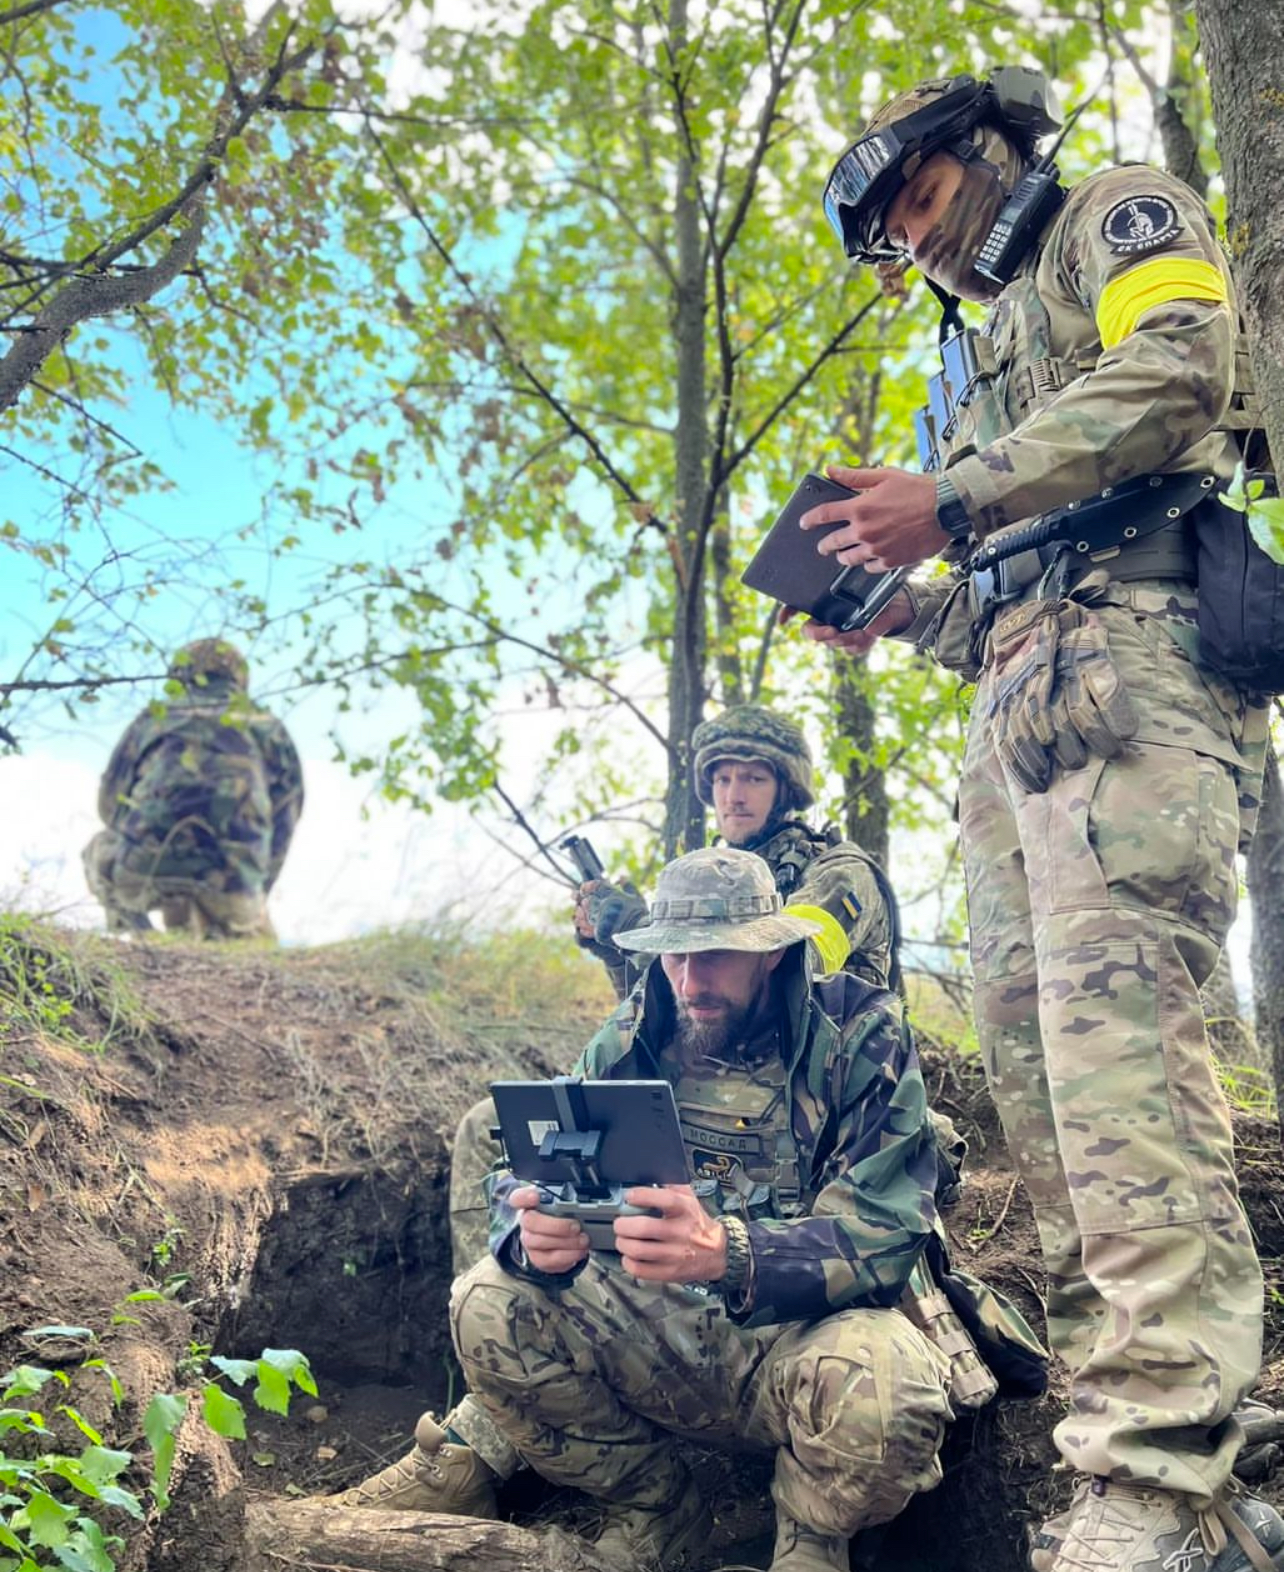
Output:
[489, 945, 938, 1329]
[97, 679, 304, 893]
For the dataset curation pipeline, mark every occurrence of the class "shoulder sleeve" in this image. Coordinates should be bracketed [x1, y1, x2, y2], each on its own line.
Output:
[732, 997, 937, 1327]
[947, 166, 1238, 535]
[784, 841, 892, 983]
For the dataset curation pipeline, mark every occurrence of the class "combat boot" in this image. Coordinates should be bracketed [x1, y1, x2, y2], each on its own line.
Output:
[592, 1476, 711, 1569]
[326, 1414, 498, 1517]
[770, 1509, 850, 1570]
[1034, 1476, 1284, 1572]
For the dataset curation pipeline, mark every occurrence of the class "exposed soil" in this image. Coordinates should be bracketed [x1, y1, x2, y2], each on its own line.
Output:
[3, 927, 1283, 1572]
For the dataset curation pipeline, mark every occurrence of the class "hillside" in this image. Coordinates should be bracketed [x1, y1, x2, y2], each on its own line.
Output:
[2, 919, 1282, 1572]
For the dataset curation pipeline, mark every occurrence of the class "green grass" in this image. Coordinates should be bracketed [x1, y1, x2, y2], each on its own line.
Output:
[0, 912, 151, 1054]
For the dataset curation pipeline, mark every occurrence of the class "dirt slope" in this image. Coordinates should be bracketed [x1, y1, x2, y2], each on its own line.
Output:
[2, 923, 1282, 1572]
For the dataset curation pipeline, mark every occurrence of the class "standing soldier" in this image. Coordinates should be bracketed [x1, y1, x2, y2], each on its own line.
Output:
[83, 639, 303, 940]
[804, 68, 1280, 1572]
[575, 703, 899, 997]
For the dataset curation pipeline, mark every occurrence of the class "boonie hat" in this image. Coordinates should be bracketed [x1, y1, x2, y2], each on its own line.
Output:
[614, 847, 821, 954]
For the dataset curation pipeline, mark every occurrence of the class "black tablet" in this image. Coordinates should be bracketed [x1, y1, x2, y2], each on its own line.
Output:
[742, 472, 902, 631]
[490, 1078, 690, 1188]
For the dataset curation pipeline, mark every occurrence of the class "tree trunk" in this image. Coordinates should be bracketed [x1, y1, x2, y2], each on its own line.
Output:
[241, 1503, 617, 1572]
[1247, 737, 1284, 1126]
[710, 484, 745, 709]
[1158, 0, 1208, 197]
[662, 0, 710, 858]
[1197, 0, 1284, 474]
[831, 653, 890, 868]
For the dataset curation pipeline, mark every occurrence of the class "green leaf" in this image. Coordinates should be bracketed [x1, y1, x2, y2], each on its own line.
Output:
[258, 1350, 317, 1398]
[251, 1364, 290, 1417]
[75, 1447, 132, 1487]
[19, 1489, 76, 1549]
[201, 1384, 246, 1441]
[142, 1391, 186, 1452]
[20, 1328, 94, 1345]
[142, 1391, 186, 1508]
[207, 1358, 256, 1388]
[56, 1408, 102, 1446]
[2, 1369, 55, 1401]
[1247, 497, 1284, 566]
[53, 1516, 119, 1572]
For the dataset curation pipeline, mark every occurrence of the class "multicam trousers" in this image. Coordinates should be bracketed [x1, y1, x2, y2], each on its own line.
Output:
[450, 1252, 953, 1535]
[959, 582, 1269, 1502]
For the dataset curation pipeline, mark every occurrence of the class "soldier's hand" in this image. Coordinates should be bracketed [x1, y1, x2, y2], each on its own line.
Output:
[615, 1184, 729, 1284]
[511, 1185, 590, 1274]
[801, 464, 947, 569]
[794, 591, 915, 656]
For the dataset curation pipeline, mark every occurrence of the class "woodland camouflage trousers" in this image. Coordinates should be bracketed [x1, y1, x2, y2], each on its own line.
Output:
[83, 830, 272, 938]
[450, 1252, 953, 1535]
[958, 585, 1269, 1502]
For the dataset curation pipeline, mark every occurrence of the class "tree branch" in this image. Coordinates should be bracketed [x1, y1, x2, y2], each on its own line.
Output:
[0, 24, 319, 410]
[361, 118, 669, 538]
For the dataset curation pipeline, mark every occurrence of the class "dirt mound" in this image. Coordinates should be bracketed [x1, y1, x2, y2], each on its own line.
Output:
[3, 924, 1283, 1572]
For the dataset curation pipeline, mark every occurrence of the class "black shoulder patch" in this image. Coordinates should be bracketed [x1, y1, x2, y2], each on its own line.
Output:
[1100, 194, 1183, 255]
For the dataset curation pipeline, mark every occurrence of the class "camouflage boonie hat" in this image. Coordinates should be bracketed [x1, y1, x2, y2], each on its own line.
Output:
[169, 639, 249, 690]
[691, 705, 815, 812]
[614, 848, 821, 954]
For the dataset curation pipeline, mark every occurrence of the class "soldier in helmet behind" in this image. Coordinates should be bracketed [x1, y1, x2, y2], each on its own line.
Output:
[337, 848, 1045, 1569]
[575, 703, 899, 999]
[83, 639, 303, 940]
[796, 67, 1279, 1572]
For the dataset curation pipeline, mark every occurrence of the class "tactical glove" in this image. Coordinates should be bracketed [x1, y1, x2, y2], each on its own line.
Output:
[572, 878, 648, 960]
[988, 598, 1061, 795]
[1047, 605, 1138, 771]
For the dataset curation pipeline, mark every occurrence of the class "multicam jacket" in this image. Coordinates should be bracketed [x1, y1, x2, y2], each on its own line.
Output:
[97, 678, 304, 895]
[942, 162, 1240, 537]
[489, 945, 938, 1329]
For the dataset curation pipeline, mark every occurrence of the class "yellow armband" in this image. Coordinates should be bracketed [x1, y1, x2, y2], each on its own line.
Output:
[787, 902, 851, 975]
[1096, 258, 1228, 351]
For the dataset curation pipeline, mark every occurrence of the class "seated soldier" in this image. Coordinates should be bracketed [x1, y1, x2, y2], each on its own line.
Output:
[82, 639, 303, 940]
[332, 851, 1042, 1568]
[575, 703, 898, 998]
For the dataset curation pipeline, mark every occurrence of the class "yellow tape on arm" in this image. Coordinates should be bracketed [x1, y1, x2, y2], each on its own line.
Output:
[1096, 258, 1228, 351]
[786, 902, 850, 975]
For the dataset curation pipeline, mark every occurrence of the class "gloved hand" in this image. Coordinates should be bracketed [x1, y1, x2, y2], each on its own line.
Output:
[988, 598, 1061, 794]
[572, 878, 648, 960]
[1046, 605, 1138, 771]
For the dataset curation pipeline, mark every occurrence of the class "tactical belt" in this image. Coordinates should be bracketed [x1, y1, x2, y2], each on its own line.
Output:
[966, 470, 1214, 621]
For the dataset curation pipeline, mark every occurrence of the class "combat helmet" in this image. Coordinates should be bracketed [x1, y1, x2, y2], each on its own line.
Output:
[691, 704, 815, 813]
[823, 67, 1060, 264]
[168, 638, 249, 691]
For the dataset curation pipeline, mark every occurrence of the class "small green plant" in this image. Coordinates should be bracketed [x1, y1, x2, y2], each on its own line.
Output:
[0, 915, 150, 1054]
[1221, 461, 1284, 566]
[1, 1342, 317, 1570]
[0, 1364, 143, 1572]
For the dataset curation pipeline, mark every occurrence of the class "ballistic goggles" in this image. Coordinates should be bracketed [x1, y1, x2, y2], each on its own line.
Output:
[822, 77, 992, 264]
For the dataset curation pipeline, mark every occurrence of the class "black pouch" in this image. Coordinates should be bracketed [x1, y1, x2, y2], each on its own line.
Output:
[1193, 478, 1284, 694]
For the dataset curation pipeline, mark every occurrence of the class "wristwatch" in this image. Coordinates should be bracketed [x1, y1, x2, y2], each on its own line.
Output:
[935, 473, 974, 542]
[719, 1215, 752, 1294]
